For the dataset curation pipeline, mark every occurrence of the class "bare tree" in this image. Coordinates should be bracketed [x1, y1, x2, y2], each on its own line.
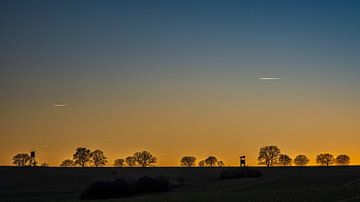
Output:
[90, 150, 108, 167]
[205, 156, 218, 167]
[73, 147, 91, 167]
[217, 161, 225, 167]
[316, 153, 334, 166]
[294, 155, 309, 166]
[258, 146, 281, 167]
[278, 154, 292, 166]
[335, 154, 350, 166]
[125, 156, 137, 167]
[133, 151, 157, 167]
[198, 160, 205, 167]
[114, 159, 125, 167]
[12, 153, 31, 166]
[180, 156, 196, 167]
[60, 159, 74, 167]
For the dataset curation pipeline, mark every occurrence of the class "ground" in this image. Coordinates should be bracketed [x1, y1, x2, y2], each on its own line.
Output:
[0, 166, 359, 202]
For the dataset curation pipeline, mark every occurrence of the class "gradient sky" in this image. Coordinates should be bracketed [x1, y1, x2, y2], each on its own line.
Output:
[1, 0, 359, 166]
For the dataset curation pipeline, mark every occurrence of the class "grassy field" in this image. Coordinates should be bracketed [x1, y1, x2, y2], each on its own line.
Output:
[0, 166, 360, 202]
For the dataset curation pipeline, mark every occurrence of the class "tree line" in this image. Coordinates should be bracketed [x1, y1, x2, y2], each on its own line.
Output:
[60, 148, 226, 167]
[11, 146, 351, 167]
[258, 145, 350, 167]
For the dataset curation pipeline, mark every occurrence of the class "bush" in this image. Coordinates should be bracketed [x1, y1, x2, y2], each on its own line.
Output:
[135, 176, 170, 194]
[219, 168, 262, 180]
[81, 176, 171, 200]
[80, 179, 134, 200]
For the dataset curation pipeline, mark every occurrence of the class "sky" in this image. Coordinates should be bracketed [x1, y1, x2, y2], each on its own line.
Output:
[0, 0, 359, 166]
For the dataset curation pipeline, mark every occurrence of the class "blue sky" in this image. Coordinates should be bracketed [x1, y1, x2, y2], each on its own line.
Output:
[0, 0, 359, 165]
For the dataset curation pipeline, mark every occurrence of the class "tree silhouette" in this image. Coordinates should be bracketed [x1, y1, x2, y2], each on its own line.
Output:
[335, 154, 350, 166]
[258, 145, 281, 167]
[205, 156, 218, 167]
[217, 161, 225, 167]
[114, 159, 125, 167]
[125, 156, 137, 167]
[294, 155, 309, 166]
[12, 153, 31, 166]
[316, 153, 334, 166]
[73, 147, 91, 167]
[90, 150, 108, 167]
[133, 151, 157, 167]
[198, 160, 205, 167]
[278, 154, 292, 166]
[60, 159, 74, 167]
[180, 156, 196, 167]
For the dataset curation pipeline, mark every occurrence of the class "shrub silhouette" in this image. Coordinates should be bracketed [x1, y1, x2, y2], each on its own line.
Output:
[114, 159, 125, 167]
[80, 179, 134, 200]
[135, 176, 170, 194]
[219, 168, 262, 180]
[80, 176, 171, 200]
[125, 156, 137, 167]
[60, 159, 74, 167]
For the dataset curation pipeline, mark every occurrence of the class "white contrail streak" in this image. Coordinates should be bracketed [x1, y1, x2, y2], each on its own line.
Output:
[258, 77, 281, 80]
[53, 104, 68, 107]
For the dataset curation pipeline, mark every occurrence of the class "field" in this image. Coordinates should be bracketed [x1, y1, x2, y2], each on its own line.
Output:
[0, 166, 360, 202]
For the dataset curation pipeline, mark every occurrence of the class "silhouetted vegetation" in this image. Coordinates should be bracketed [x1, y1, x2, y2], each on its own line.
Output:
[80, 178, 134, 200]
[73, 147, 91, 167]
[12, 153, 31, 166]
[335, 154, 350, 166]
[133, 151, 157, 167]
[114, 159, 125, 167]
[278, 154, 292, 166]
[196, 156, 225, 167]
[135, 176, 170, 194]
[180, 156, 196, 167]
[258, 146, 281, 167]
[90, 150, 107, 167]
[219, 168, 262, 180]
[316, 153, 334, 166]
[80, 176, 170, 200]
[15, 146, 353, 168]
[294, 155, 310, 166]
[60, 159, 74, 167]
[217, 161, 225, 167]
[205, 156, 218, 167]
[60, 148, 108, 167]
[125, 156, 137, 167]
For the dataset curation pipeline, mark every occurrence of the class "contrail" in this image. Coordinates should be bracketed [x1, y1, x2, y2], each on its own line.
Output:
[258, 77, 281, 80]
[53, 104, 68, 107]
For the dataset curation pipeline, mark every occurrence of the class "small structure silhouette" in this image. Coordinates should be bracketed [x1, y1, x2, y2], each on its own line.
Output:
[240, 156, 246, 167]
[30, 151, 36, 166]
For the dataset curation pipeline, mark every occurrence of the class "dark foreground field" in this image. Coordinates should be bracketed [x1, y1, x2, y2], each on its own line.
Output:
[0, 166, 360, 202]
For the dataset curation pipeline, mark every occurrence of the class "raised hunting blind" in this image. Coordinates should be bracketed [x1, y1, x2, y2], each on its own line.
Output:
[30, 151, 36, 166]
[240, 156, 246, 167]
